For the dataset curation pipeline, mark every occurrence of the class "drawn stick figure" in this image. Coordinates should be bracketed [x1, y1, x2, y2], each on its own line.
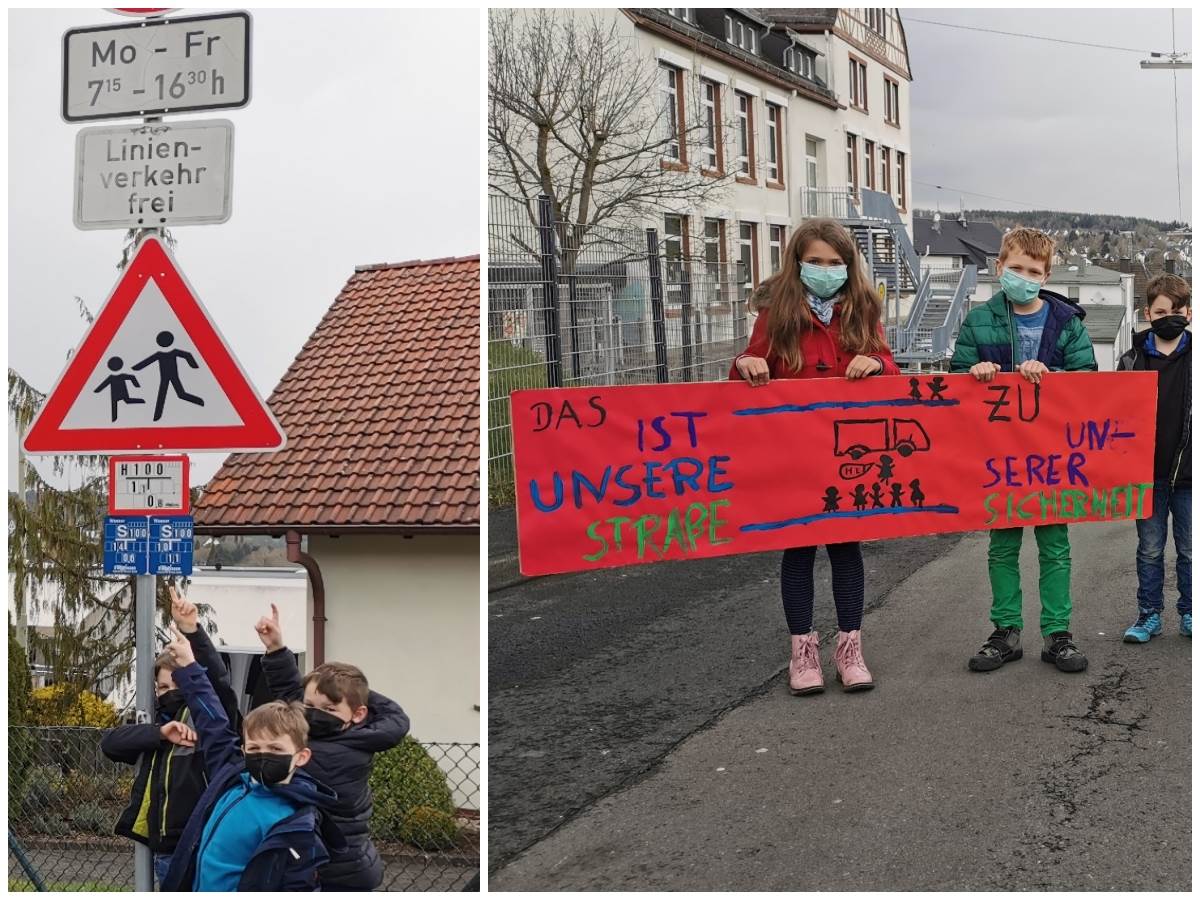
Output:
[93, 356, 145, 423]
[878, 454, 895, 483]
[870, 482, 885, 508]
[908, 378, 922, 401]
[909, 479, 926, 508]
[890, 482, 905, 507]
[928, 376, 948, 401]
[852, 484, 868, 512]
[132, 331, 205, 422]
[822, 486, 841, 513]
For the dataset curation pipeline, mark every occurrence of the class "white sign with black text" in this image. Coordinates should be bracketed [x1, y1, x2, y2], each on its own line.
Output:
[74, 119, 233, 229]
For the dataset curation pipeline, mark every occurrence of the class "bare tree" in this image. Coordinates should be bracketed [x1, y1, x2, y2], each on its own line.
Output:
[489, 9, 737, 256]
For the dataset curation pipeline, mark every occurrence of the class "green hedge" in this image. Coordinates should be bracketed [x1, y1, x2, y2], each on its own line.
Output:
[369, 737, 459, 849]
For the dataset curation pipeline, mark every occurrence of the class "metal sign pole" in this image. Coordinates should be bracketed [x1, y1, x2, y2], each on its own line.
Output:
[134, 572, 156, 891]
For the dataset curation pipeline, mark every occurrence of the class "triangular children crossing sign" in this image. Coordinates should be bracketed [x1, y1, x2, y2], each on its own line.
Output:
[24, 237, 286, 455]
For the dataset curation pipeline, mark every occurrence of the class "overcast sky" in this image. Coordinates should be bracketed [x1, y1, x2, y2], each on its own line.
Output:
[905, 8, 1191, 222]
[9, 8, 480, 486]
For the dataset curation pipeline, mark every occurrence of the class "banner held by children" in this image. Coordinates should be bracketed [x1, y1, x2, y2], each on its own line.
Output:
[511, 372, 1158, 576]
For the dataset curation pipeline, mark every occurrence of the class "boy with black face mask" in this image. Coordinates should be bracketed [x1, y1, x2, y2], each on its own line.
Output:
[254, 603, 411, 890]
[101, 587, 241, 885]
[1119, 274, 1192, 642]
[159, 624, 346, 891]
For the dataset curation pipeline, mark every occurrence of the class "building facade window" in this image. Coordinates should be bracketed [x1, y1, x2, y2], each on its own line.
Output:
[880, 146, 891, 195]
[701, 79, 722, 172]
[736, 92, 755, 179]
[884, 77, 900, 126]
[660, 64, 683, 162]
[849, 57, 868, 111]
[806, 137, 820, 216]
[725, 16, 759, 54]
[846, 133, 859, 195]
[769, 224, 786, 274]
[866, 8, 887, 39]
[667, 8, 691, 23]
[663, 214, 689, 302]
[765, 103, 783, 184]
[864, 139, 875, 190]
[703, 218, 727, 301]
[785, 45, 814, 78]
[738, 222, 759, 300]
[896, 150, 907, 210]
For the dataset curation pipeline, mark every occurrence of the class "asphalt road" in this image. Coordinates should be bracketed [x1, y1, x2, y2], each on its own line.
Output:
[489, 521, 1190, 891]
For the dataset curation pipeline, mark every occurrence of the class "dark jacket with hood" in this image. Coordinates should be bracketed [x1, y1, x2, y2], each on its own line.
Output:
[1118, 328, 1191, 488]
[161, 661, 346, 892]
[950, 290, 1097, 373]
[260, 647, 411, 890]
[101, 626, 241, 854]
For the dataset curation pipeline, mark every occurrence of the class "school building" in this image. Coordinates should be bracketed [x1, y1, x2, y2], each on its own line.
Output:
[193, 255, 481, 755]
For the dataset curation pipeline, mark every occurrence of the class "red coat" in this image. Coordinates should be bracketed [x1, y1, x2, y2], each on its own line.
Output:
[728, 305, 900, 380]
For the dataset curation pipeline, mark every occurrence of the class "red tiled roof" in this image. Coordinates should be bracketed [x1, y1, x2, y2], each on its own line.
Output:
[194, 256, 480, 533]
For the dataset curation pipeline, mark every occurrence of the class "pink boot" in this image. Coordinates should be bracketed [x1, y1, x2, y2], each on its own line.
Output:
[789, 632, 824, 695]
[835, 630, 874, 692]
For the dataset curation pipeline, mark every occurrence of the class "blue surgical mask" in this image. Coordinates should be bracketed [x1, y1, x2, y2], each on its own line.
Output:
[999, 268, 1043, 306]
[800, 263, 848, 299]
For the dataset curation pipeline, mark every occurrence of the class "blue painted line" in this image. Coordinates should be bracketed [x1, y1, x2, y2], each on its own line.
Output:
[740, 504, 960, 532]
[733, 398, 959, 416]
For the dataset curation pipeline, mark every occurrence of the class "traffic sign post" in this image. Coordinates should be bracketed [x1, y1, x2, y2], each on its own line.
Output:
[74, 119, 234, 230]
[62, 11, 251, 122]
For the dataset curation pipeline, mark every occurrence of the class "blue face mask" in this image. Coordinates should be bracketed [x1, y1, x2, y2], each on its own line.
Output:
[800, 263, 848, 299]
[999, 268, 1043, 306]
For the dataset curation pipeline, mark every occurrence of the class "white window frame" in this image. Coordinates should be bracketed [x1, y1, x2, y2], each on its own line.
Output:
[738, 221, 756, 298]
[701, 80, 718, 170]
[896, 150, 907, 210]
[769, 224, 785, 274]
[660, 64, 681, 162]
[703, 217, 722, 283]
[806, 137, 820, 215]
[880, 146, 891, 195]
[668, 8, 690, 23]
[846, 133, 858, 194]
[864, 139, 874, 191]
[766, 103, 780, 183]
[736, 92, 752, 176]
[663, 214, 685, 298]
[724, 15, 733, 41]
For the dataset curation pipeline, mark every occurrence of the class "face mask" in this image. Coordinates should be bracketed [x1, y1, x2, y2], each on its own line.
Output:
[1150, 314, 1188, 341]
[156, 689, 185, 719]
[800, 263, 848, 299]
[244, 752, 296, 786]
[999, 268, 1043, 306]
[304, 707, 349, 739]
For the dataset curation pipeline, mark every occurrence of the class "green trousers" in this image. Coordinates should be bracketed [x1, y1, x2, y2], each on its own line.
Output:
[987, 524, 1072, 636]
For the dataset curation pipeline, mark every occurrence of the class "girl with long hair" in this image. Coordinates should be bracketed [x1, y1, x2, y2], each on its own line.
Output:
[730, 218, 899, 695]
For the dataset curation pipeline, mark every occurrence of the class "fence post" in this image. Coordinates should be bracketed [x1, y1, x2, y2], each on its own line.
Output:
[679, 261, 695, 381]
[536, 195, 564, 388]
[565, 249, 582, 381]
[645, 229, 670, 384]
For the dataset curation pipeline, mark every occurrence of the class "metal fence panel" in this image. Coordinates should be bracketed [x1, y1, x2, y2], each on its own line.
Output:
[7, 726, 479, 892]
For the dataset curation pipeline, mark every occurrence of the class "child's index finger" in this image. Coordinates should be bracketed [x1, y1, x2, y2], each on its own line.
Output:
[271, 602, 280, 624]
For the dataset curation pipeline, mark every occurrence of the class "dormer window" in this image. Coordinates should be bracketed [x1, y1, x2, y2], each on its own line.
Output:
[724, 15, 758, 55]
[866, 8, 887, 39]
[783, 45, 814, 79]
[667, 8, 691, 24]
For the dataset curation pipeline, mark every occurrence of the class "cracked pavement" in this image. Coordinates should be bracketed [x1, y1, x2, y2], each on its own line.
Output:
[490, 523, 1190, 891]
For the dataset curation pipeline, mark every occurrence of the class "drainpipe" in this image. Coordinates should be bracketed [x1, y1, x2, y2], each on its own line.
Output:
[286, 530, 326, 666]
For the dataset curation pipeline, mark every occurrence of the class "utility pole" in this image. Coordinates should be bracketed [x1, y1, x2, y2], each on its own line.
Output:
[1140, 11, 1190, 222]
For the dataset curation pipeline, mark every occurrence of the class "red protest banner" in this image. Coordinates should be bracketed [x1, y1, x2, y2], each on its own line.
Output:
[511, 372, 1158, 576]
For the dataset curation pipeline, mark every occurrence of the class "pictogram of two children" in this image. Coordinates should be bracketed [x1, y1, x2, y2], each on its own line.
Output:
[94, 330, 205, 422]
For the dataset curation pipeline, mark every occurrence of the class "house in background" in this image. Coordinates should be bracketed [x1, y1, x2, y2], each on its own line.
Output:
[194, 256, 481, 781]
[913, 213, 1001, 270]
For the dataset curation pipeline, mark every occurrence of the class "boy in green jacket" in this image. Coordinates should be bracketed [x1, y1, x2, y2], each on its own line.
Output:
[950, 227, 1097, 674]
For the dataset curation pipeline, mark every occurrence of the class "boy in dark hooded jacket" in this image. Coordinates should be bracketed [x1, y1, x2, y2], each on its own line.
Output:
[254, 603, 411, 890]
[159, 624, 345, 891]
[1119, 274, 1191, 642]
[101, 588, 241, 884]
[951, 227, 1097, 675]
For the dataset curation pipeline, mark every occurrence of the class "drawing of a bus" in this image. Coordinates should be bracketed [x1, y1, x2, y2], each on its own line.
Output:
[834, 418, 931, 460]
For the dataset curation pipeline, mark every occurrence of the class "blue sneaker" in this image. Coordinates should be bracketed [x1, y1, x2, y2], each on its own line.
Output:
[1123, 611, 1162, 643]
[1181, 613, 1191, 638]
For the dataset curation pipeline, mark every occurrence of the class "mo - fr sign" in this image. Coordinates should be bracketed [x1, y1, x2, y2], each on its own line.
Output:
[62, 11, 251, 122]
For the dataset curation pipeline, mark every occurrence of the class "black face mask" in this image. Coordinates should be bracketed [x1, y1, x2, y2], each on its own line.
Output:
[244, 752, 295, 786]
[1150, 315, 1189, 341]
[156, 689, 185, 719]
[304, 707, 349, 739]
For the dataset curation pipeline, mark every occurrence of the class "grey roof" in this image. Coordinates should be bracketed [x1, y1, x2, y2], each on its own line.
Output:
[913, 217, 1002, 268]
[1078, 304, 1128, 343]
[978, 264, 1122, 286]
[759, 8, 839, 29]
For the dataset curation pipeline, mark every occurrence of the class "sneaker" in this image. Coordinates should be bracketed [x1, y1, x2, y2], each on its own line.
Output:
[1042, 631, 1088, 673]
[1123, 611, 1162, 643]
[1182, 613, 1192, 638]
[788, 632, 824, 695]
[834, 630, 874, 691]
[968, 626, 1022, 672]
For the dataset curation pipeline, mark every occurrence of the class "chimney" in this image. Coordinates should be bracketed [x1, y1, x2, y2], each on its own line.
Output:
[1119, 257, 1132, 274]
[1165, 255, 1176, 275]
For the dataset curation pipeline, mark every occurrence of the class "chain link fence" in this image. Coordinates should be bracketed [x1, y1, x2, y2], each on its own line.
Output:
[8, 727, 479, 892]
[488, 193, 750, 505]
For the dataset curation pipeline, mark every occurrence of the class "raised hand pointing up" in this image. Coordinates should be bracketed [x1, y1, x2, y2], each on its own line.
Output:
[255, 603, 284, 653]
[168, 584, 198, 634]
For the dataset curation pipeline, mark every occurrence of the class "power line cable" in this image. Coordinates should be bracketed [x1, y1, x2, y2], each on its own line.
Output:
[914, 180, 1037, 210]
[904, 17, 1157, 54]
[1171, 10, 1184, 221]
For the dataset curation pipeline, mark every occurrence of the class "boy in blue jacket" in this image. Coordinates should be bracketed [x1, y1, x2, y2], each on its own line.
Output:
[159, 625, 345, 891]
